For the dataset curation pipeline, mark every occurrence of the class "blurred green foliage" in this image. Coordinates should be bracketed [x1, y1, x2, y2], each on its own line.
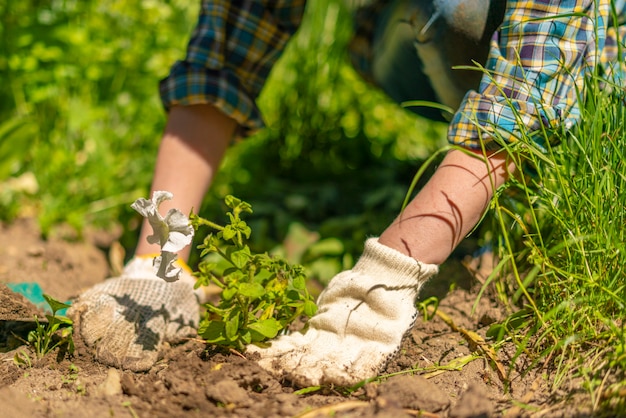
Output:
[0, 0, 197, 236]
[0, 0, 444, 281]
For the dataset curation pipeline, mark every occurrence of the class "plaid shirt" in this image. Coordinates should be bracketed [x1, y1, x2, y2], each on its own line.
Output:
[449, 0, 624, 150]
[160, 0, 625, 148]
[159, 1, 306, 137]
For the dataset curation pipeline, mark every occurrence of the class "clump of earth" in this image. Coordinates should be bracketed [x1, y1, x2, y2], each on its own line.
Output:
[0, 219, 599, 417]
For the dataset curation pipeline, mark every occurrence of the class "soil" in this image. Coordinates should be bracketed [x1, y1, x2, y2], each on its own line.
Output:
[0, 218, 602, 417]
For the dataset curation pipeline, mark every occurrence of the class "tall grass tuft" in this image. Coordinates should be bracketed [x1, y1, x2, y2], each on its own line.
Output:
[485, 66, 626, 410]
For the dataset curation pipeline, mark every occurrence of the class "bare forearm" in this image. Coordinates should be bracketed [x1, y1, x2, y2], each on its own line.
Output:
[135, 104, 237, 260]
[379, 148, 515, 265]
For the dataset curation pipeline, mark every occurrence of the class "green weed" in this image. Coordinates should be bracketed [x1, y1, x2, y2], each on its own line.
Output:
[191, 196, 318, 352]
[482, 63, 626, 407]
[61, 363, 85, 394]
[27, 294, 74, 358]
[13, 349, 33, 368]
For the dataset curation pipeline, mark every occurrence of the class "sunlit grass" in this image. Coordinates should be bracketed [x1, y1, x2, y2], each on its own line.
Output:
[484, 73, 626, 412]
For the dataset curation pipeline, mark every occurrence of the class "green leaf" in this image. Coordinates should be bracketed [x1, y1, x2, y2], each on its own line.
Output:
[43, 294, 71, 316]
[224, 195, 242, 209]
[238, 282, 265, 299]
[240, 223, 252, 239]
[222, 225, 236, 241]
[304, 300, 318, 317]
[486, 323, 507, 342]
[247, 318, 281, 339]
[198, 261, 217, 274]
[223, 267, 239, 277]
[44, 315, 61, 333]
[230, 248, 249, 269]
[222, 287, 238, 301]
[204, 303, 228, 315]
[248, 329, 266, 342]
[225, 195, 252, 214]
[292, 275, 306, 290]
[199, 321, 227, 343]
[286, 289, 301, 301]
[239, 329, 252, 345]
[225, 314, 240, 340]
[285, 300, 304, 308]
[294, 386, 323, 395]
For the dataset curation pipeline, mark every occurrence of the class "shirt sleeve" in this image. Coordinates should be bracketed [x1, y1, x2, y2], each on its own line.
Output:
[159, 0, 306, 137]
[448, 0, 610, 150]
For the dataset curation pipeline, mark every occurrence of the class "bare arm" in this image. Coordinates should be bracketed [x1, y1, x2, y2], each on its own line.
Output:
[135, 104, 237, 261]
[379, 148, 515, 265]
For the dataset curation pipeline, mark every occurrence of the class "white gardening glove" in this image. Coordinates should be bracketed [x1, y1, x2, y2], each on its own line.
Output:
[68, 256, 202, 372]
[247, 237, 439, 387]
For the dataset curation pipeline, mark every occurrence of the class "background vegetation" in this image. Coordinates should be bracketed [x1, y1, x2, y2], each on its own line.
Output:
[0, 0, 446, 274]
[1, 0, 624, 412]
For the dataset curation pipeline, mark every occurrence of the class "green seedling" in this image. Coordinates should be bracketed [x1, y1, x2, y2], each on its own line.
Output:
[417, 296, 439, 321]
[61, 364, 85, 394]
[190, 195, 318, 352]
[122, 401, 140, 418]
[27, 294, 74, 358]
[13, 349, 32, 368]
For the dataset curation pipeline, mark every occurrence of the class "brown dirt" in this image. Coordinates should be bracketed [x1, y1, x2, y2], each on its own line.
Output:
[0, 218, 601, 417]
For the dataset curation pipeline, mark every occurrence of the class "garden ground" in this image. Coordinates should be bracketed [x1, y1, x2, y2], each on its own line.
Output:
[0, 218, 602, 417]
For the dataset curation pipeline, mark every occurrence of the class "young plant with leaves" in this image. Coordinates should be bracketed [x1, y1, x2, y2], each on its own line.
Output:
[190, 195, 318, 352]
[28, 295, 73, 359]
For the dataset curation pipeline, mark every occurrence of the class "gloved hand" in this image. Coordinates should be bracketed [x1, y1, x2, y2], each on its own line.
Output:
[247, 238, 439, 387]
[67, 256, 201, 372]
